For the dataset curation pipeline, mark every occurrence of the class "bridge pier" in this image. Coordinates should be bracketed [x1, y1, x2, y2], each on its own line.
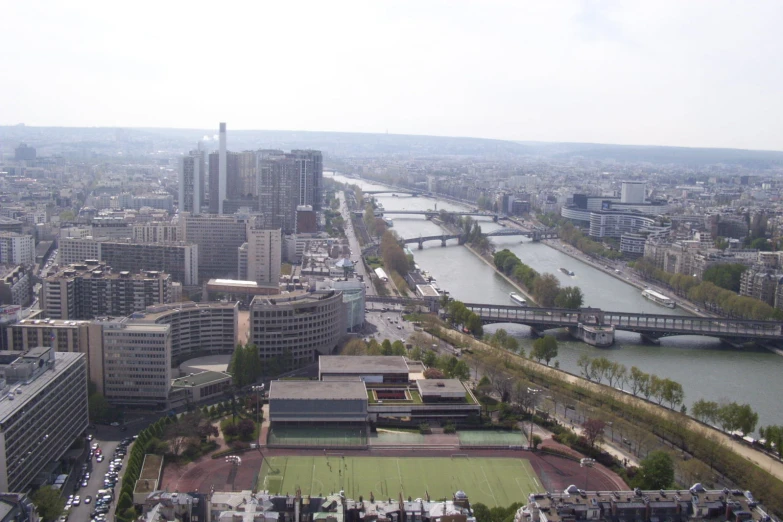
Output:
[639, 333, 661, 345]
[570, 324, 615, 347]
[441, 236, 447, 247]
[418, 239, 423, 250]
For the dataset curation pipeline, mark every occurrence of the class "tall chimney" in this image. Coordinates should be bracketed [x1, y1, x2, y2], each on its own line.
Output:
[219, 122, 227, 214]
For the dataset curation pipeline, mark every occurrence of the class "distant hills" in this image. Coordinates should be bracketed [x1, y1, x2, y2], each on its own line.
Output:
[1, 125, 782, 167]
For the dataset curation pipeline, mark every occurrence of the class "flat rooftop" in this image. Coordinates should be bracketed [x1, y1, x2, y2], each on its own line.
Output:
[0, 352, 84, 422]
[417, 379, 467, 395]
[319, 356, 409, 375]
[269, 380, 367, 401]
[171, 370, 231, 388]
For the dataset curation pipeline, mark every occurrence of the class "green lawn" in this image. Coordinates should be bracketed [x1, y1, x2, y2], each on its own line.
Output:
[257, 456, 540, 507]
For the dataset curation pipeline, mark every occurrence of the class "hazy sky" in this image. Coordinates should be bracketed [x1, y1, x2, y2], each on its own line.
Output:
[3, 1, 782, 150]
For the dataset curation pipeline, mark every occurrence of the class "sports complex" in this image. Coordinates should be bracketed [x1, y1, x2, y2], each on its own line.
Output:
[161, 356, 626, 504]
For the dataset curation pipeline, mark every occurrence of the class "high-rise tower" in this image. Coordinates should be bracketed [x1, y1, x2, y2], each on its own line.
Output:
[218, 122, 227, 214]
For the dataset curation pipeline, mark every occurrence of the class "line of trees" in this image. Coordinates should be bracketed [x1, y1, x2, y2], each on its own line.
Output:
[439, 213, 491, 253]
[759, 425, 783, 457]
[633, 257, 783, 320]
[493, 249, 584, 308]
[228, 343, 263, 387]
[341, 338, 471, 381]
[576, 356, 685, 410]
[445, 299, 483, 336]
[692, 399, 759, 436]
[483, 328, 559, 367]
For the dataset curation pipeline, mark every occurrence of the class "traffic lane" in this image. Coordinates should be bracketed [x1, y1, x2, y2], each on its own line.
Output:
[363, 310, 417, 344]
[68, 436, 120, 521]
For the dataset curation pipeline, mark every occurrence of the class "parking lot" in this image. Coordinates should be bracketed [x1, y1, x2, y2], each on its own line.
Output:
[62, 425, 135, 522]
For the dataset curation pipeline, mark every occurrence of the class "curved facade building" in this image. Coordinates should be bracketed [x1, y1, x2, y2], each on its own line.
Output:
[130, 301, 239, 363]
[250, 291, 346, 369]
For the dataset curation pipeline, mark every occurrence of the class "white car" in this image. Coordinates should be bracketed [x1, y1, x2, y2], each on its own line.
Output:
[72, 496, 80, 506]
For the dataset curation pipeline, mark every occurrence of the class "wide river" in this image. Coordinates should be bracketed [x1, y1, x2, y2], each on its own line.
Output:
[329, 173, 783, 432]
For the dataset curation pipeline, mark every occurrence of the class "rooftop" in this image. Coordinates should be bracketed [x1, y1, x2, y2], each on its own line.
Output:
[133, 301, 238, 321]
[0, 351, 84, 422]
[417, 379, 467, 395]
[269, 380, 367, 401]
[171, 370, 231, 388]
[319, 355, 409, 375]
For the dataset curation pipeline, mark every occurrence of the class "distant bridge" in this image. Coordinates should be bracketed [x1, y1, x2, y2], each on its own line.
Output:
[364, 189, 420, 196]
[401, 228, 543, 249]
[462, 303, 783, 344]
[352, 209, 498, 220]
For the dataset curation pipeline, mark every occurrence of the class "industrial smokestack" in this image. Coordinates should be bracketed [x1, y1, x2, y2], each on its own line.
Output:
[219, 122, 227, 214]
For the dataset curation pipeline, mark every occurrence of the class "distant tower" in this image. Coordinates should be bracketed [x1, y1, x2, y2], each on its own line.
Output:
[219, 122, 227, 214]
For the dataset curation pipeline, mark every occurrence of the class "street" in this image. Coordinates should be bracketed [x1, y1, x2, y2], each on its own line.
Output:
[338, 191, 376, 296]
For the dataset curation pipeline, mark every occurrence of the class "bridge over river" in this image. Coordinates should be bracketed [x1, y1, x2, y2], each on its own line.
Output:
[464, 303, 783, 346]
[400, 228, 556, 249]
[366, 296, 783, 347]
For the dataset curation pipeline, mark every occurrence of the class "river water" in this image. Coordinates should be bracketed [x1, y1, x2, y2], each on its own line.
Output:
[328, 173, 783, 431]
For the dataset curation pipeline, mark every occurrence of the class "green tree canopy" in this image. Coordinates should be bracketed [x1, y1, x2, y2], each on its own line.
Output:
[32, 486, 65, 522]
[633, 451, 675, 490]
[531, 335, 558, 365]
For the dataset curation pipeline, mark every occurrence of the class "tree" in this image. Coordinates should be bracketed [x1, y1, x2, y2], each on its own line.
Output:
[606, 362, 627, 388]
[341, 338, 367, 356]
[692, 399, 720, 424]
[582, 418, 606, 447]
[237, 418, 256, 440]
[577, 354, 592, 379]
[391, 340, 407, 356]
[422, 350, 437, 367]
[465, 314, 483, 336]
[88, 391, 110, 422]
[589, 357, 612, 383]
[381, 339, 393, 356]
[32, 486, 64, 522]
[633, 451, 675, 490]
[649, 374, 665, 404]
[533, 273, 560, 307]
[423, 368, 445, 379]
[555, 286, 584, 309]
[661, 379, 685, 409]
[629, 366, 649, 397]
[530, 335, 558, 365]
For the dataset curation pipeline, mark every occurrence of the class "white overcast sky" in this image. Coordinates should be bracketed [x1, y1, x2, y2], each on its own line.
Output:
[2, 1, 782, 150]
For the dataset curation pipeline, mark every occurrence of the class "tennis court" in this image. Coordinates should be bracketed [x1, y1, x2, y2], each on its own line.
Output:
[458, 430, 527, 448]
[257, 455, 540, 507]
[267, 426, 367, 447]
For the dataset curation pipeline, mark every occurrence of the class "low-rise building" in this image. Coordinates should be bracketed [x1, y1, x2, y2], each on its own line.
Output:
[0, 266, 32, 307]
[319, 355, 410, 383]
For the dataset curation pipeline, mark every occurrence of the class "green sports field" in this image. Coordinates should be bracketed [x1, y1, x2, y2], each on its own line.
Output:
[257, 456, 540, 507]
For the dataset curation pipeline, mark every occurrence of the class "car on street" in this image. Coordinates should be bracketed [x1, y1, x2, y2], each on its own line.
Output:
[90, 442, 99, 450]
[86, 434, 93, 441]
[81, 480, 88, 487]
[96, 455, 104, 462]
[84, 495, 92, 504]
[109, 422, 120, 427]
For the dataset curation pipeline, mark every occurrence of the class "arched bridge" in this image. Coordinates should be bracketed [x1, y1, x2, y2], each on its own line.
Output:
[462, 303, 783, 344]
[400, 228, 555, 249]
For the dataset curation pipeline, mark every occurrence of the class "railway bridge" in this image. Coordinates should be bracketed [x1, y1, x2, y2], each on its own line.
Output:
[401, 228, 540, 249]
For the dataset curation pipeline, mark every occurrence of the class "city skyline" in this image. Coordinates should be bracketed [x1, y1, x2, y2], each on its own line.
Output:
[2, 1, 783, 151]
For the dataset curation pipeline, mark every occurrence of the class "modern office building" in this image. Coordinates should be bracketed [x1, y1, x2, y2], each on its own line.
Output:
[181, 213, 246, 281]
[0, 233, 34, 266]
[0, 266, 32, 307]
[0, 218, 23, 235]
[91, 216, 132, 239]
[0, 347, 88, 492]
[249, 291, 345, 369]
[291, 149, 323, 210]
[126, 301, 238, 363]
[59, 237, 198, 285]
[102, 319, 171, 408]
[41, 262, 173, 319]
[258, 154, 300, 234]
[218, 122, 227, 214]
[241, 222, 282, 286]
[620, 180, 646, 204]
[236, 150, 258, 198]
[130, 193, 174, 212]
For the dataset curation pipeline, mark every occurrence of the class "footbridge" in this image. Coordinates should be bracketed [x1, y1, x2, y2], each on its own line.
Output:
[462, 303, 783, 345]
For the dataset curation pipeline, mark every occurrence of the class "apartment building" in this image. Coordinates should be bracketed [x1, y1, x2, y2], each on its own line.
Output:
[60, 237, 198, 285]
[0, 266, 32, 307]
[41, 262, 172, 319]
[258, 154, 300, 234]
[179, 152, 204, 214]
[180, 213, 246, 281]
[102, 319, 171, 408]
[132, 223, 181, 243]
[250, 291, 345, 369]
[242, 223, 282, 285]
[0, 348, 88, 491]
[91, 217, 132, 239]
[126, 301, 238, 363]
[291, 149, 323, 210]
[0, 233, 34, 266]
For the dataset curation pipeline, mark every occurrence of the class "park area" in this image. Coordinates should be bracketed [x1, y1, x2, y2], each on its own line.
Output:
[257, 455, 541, 507]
